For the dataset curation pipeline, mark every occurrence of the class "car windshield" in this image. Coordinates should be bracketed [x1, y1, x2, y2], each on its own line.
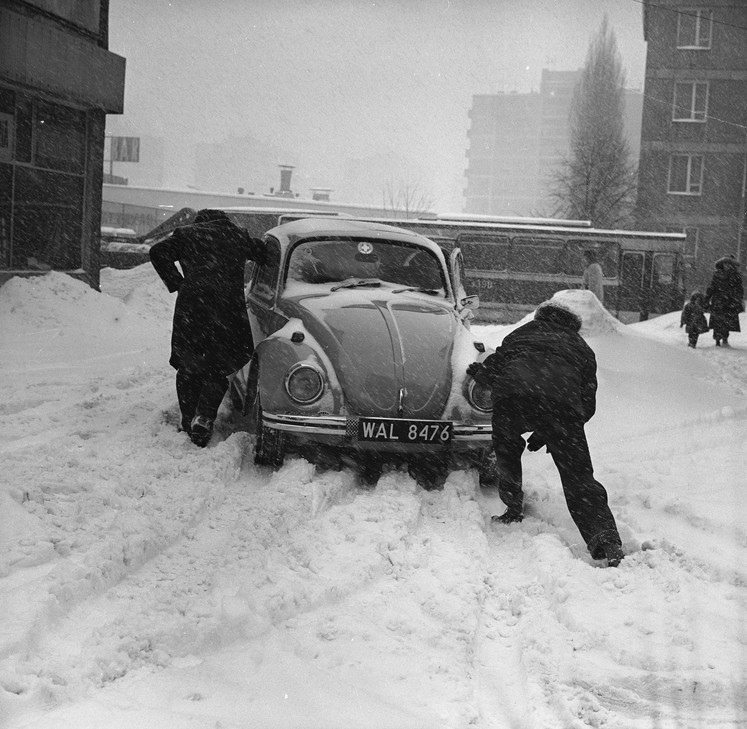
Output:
[286, 238, 446, 295]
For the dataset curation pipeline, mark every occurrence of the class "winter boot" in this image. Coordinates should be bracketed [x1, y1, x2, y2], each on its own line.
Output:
[190, 415, 214, 448]
[492, 507, 524, 525]
[604, 543, 625, 568]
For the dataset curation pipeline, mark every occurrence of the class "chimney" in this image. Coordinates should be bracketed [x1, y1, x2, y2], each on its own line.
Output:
[310, 187, 332, 202]
[278, 165, 294, 195]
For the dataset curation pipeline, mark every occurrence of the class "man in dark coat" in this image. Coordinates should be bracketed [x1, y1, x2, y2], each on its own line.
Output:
[150, 209, 266, 447]
[467, 301, 624, 567]
[705, 255, 744, 347]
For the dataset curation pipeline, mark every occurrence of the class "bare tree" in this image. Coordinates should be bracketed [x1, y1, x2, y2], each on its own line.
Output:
[382, 174, 434, 218]
[549, 17, 638, 228]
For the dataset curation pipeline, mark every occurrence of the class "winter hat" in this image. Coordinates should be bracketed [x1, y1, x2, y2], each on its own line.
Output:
[534, 301, 582, 332]
[195, 209, 230, 224]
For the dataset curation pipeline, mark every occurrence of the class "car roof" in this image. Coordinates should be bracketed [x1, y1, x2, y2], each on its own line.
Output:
[266, 217, 443, 254]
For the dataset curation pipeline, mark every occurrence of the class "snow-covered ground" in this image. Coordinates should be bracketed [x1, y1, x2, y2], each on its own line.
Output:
[0, 267, 745, 729]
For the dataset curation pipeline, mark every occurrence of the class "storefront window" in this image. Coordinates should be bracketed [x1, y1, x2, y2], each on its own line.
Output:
[12, 167, 83, 270]
[15, 99, 32, 164]
[35, 101, 86, 173]
[0, 163, 11, 268]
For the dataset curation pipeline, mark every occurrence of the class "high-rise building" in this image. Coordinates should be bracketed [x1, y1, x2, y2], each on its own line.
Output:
[464, 70, 645, 218]
[636, 0, 747, 289]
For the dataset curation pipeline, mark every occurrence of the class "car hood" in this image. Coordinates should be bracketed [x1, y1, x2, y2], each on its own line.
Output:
[282, 291, 457, 418]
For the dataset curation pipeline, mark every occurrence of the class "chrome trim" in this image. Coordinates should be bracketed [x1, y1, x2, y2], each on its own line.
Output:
[283, 363, 325, 404]
[467, 379, 493, 413]
[262, 412, 492, 440]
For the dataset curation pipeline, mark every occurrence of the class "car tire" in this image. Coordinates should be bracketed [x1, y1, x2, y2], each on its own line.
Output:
[252, 390, 285, 469]
[477, 450, 500, 489]
[408, 455, 447, 490]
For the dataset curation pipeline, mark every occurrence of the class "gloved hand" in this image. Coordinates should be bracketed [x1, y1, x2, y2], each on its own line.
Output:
[467, 362, 491, 386]
[526, 431, 546, 452]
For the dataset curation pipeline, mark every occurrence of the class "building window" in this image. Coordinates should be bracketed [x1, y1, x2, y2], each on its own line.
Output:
[677, 8, 712, 49]
[668, 154, 703, 195]
[672, 81, 708, 121]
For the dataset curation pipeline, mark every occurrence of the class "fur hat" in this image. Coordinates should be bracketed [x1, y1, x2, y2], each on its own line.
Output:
[194, 208, 230, 224]
[534, 301, 582, 332]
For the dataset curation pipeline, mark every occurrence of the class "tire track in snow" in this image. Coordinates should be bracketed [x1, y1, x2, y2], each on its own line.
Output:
[473, 486, 746, 728]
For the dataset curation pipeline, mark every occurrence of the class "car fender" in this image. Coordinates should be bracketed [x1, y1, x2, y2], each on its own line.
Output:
[255, 318, 342, 414]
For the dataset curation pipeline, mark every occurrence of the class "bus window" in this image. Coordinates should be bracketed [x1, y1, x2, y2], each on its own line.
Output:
[567, 239, 619, 277]
[510, 237, 563, 274]
[557, 241, 585, 276]
[459, 235, 509, 272]
[652, 254, 675, 285]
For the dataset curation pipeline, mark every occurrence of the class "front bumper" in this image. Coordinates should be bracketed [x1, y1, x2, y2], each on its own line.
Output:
[262, 412, 492, 447]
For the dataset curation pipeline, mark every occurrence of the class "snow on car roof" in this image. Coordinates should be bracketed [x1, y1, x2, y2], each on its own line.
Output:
[267, 217, 441, 252]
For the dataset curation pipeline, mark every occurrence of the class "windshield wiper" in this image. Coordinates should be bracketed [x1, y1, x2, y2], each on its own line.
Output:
[392, 286, 440, 296]
[330, 279, 382, 291]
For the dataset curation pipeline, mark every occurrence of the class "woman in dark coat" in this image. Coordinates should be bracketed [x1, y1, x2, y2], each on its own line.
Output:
[150, 209, 266, 446]
[705, 256, 744, 347]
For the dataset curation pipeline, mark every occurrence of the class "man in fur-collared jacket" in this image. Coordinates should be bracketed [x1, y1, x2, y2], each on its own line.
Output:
[467, 301, 624, 567]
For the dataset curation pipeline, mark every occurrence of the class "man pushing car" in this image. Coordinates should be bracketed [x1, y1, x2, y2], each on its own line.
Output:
[467, 301, 624, 567]
[150, 209, 266, 447]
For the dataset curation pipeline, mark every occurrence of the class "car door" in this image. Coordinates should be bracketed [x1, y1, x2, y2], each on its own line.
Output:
[450, 248, 479, 325]
[246, 235, 286, 342]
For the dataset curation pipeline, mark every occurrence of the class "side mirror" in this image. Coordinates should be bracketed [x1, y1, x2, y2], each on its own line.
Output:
[460, 294, 480, 310]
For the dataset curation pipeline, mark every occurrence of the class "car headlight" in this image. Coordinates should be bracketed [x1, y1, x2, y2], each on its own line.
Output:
[467, 379, 492, 413]
[285, 364, 324, 404]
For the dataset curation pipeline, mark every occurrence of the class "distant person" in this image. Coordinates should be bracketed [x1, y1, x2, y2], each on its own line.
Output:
[680, 291, 709, 348]
[581, 250, 605, 305]
[150, 209, 266, 447]
[467, 301, 624, 567]
[704, 255, 744, 347]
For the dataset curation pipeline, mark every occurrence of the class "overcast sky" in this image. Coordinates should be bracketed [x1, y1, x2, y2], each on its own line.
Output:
[106, 0, 648, 210]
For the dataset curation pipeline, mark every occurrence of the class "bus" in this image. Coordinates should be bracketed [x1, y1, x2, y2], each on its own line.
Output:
[348, 215, 688, 323]
[140, 208, 687, 322]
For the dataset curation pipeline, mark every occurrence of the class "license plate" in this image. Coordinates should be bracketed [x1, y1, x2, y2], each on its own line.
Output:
[357, 418, 452, 444]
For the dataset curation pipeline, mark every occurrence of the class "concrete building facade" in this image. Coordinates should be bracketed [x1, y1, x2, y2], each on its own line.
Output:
[464, 70, 644, 218]
[0, 0, 125, 289]
[636, 0, 747, 289]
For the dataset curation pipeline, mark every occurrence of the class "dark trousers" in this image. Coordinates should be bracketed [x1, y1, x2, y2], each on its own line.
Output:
[491, 395, 622, 558]
[688, 332, 699, 347]
[176, 366, 228, 429]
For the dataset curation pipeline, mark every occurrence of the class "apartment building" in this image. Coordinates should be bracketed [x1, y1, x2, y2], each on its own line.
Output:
[465, 70, 643, 217]
[636, 0, 747, 289]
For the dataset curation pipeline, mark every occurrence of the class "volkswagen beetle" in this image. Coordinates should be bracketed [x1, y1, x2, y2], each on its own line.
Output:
[228, 217, 497, 487]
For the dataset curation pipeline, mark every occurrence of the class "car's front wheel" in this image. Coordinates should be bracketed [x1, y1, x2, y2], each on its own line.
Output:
[251, 378, 285, 469]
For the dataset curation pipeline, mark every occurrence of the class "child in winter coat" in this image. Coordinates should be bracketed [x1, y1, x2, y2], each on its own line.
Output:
[680, 291, 709, 348]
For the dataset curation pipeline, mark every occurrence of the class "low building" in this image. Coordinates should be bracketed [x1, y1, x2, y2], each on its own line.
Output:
[0, 0, 125, 289]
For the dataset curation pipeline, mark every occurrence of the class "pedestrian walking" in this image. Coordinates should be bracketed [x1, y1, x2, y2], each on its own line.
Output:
[150, 209, 266, 447]
[680, 291, 709, 348]
[467, 301, 624, 567]
[704, 255, 744, 347]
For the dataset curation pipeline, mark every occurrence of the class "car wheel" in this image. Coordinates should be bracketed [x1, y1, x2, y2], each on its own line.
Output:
[408, 455, 448, 490]
[477, 450, 500, 489]
[252, 390, 285, 469]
